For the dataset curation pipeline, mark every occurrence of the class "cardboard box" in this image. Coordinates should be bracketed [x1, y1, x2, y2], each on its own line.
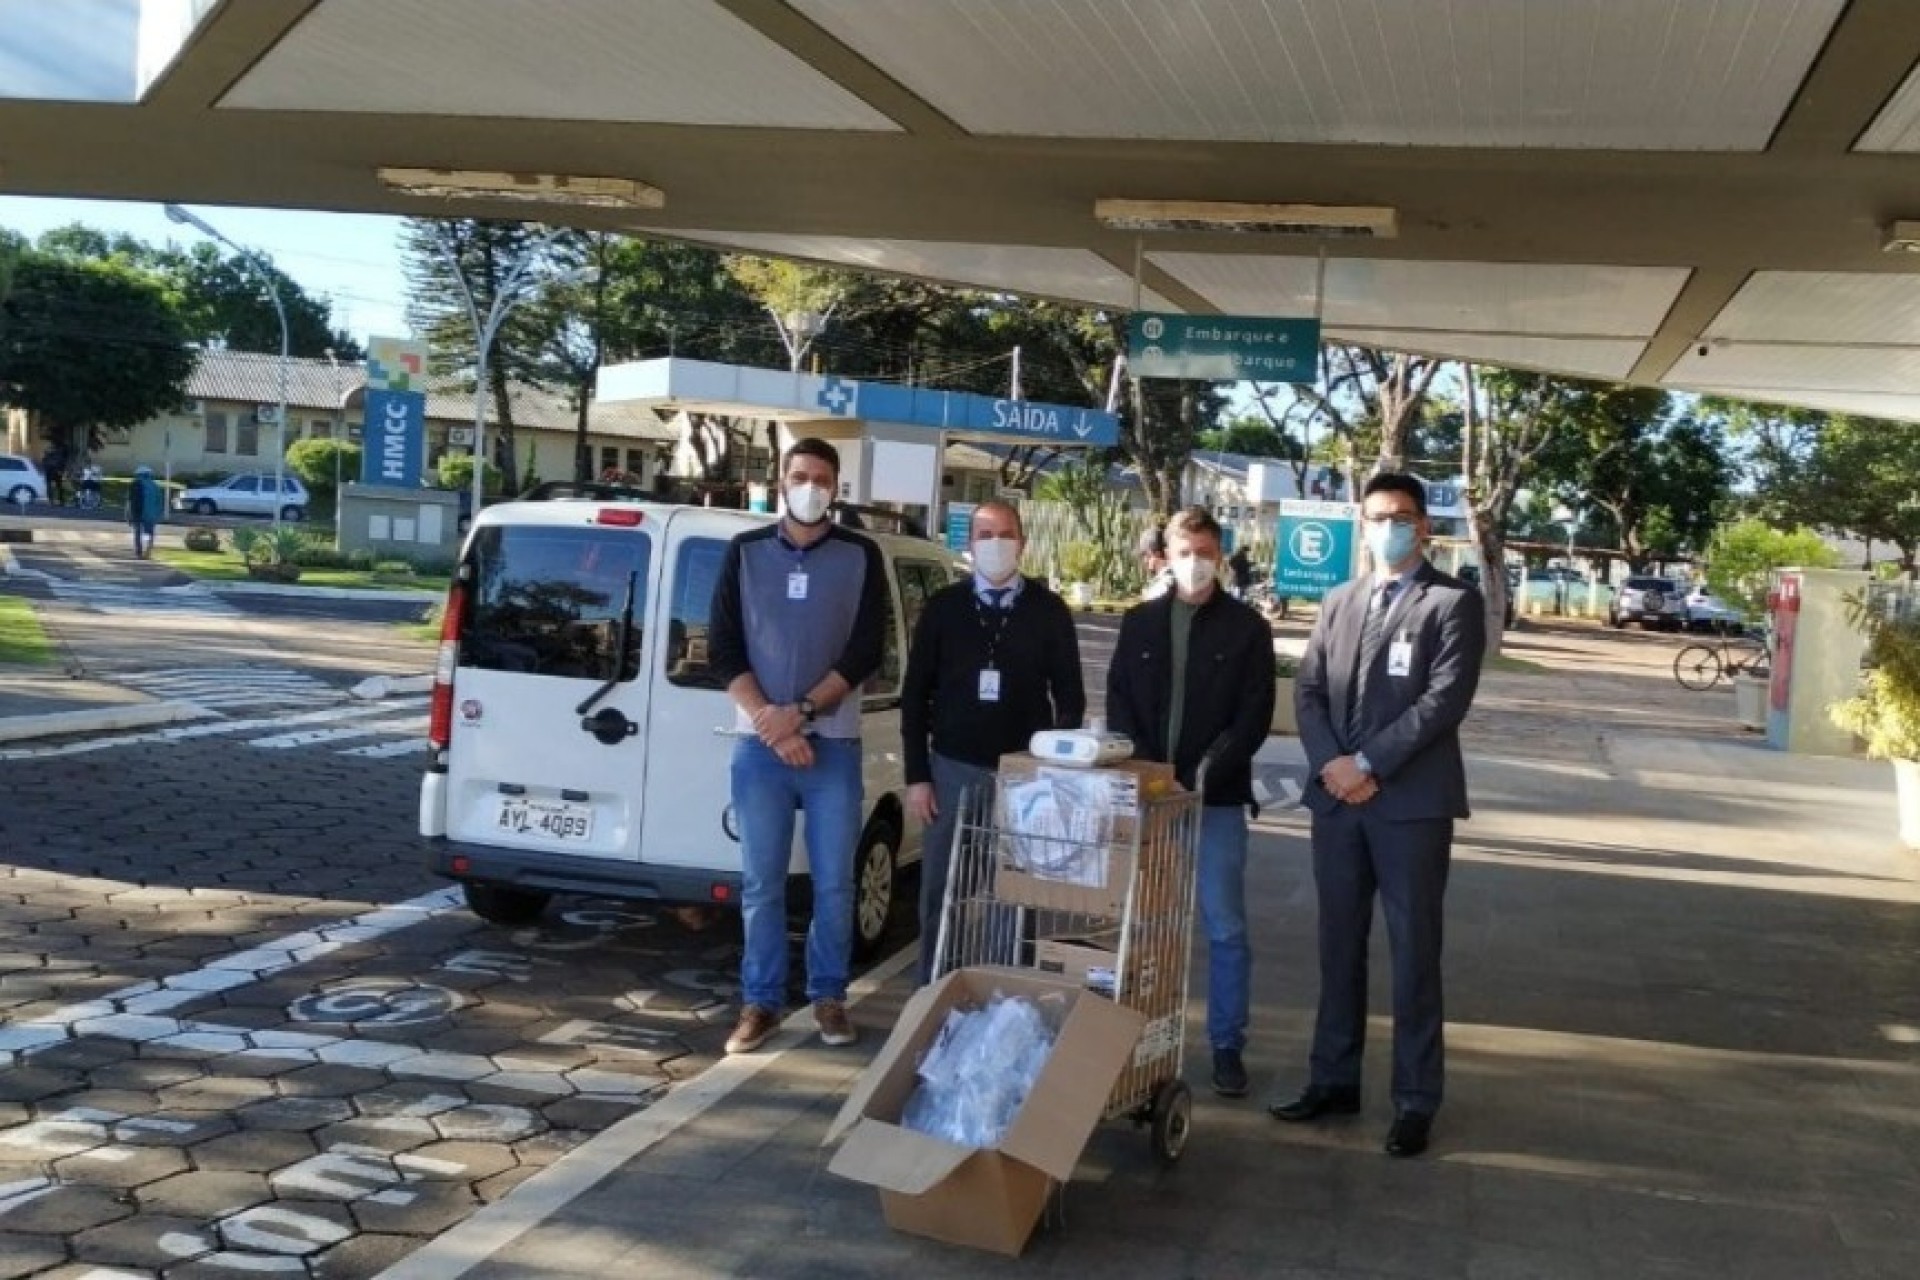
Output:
[993, 754, 1181, 917]
[826, 967, 1146, 1257]
[1033, 934, 1157, 1000]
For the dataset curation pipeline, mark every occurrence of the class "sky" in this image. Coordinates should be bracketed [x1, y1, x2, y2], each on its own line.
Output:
[0, 194, 413, 341]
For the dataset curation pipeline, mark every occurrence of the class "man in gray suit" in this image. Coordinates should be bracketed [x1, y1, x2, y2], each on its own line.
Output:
[1270, 472, 1486, 1158]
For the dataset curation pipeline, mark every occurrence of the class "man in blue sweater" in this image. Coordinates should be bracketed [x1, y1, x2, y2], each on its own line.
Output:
[708, 438, 888, 1055]
[901, 500, 1085, 983]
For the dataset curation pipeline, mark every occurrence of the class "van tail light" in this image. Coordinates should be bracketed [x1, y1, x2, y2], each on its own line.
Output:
[428, 583, 467, 754]
[596, 508, 644, 527]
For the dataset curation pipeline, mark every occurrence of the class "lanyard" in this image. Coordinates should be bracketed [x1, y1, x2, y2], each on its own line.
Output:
[973, 592, 1014, 669]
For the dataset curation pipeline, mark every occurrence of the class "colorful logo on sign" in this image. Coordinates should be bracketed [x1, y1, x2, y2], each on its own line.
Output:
[366, 337, 427, 393]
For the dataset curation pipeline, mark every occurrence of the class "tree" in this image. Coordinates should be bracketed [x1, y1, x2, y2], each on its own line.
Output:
[404, 218, 563, 493]
[0, 250, 195, 459]
[1704, 520, 1839, 618]
[724, 256, 852, 372]
[284, 437, 362, 497]
[1795, 416, 1920, 571]
[1197, 414, 1299, 459]
[1283, 345, 1447, 488]
[1460, 368, 1598, 656]
[1703, 397, 1827, 524]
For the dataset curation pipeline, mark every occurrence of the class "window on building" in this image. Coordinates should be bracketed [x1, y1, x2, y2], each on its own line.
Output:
[205, 412, 229, 454]
[626, 448, 646, 475]
[310, 418, 332, 439]
[599, 446, 620, 474]
[236, 419, 259, 456]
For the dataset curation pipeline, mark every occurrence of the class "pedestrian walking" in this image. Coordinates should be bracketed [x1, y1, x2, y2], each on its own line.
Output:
[41, 440, 68, 506]
[1107, 506, 1276, 1099]
[1137, 526, 1172, 599]
[127, 465, 162, 559]
[1270, 472, 1486, 1158]
[902, 499, 1085, 984]
[708, 437, 887, 1055]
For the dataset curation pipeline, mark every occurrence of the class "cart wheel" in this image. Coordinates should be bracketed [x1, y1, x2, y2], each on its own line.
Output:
[1150, 1080, 1192, 1165]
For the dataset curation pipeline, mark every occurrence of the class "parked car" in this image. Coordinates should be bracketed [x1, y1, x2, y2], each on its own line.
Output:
[1609, 575, 1685, 630]
[418, 486, 965, 960]
[176, 473, 309, 521]
[1457, 564, 1517, 630]
[0, 453, 49, 506]
[1684, 586, 1747, 633]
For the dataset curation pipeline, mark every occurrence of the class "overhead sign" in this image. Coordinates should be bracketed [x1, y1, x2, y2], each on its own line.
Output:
[359, 336, 428, 488]
[1127, 312, 1320, 382]
[814, 377, 1120, 448]
[1274, 499, 1359, 601]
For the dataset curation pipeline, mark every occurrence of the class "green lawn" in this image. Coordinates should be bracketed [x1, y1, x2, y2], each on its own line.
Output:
[1488, 652, 1547, 674]
[0, 596, 55, 665]
[153, 548, 448, 594]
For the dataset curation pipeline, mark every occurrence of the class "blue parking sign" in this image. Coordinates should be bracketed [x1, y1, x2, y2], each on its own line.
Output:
[1274, 500, 1359, 601]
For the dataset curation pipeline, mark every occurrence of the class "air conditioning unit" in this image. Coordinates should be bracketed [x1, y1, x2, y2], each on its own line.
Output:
[254, 404, 283, 424]
[179, 399, 203, 416]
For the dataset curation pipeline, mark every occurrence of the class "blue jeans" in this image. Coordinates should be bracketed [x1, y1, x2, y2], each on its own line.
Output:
[1198, 804, 1251, 1053]
[731, 736, 863, 1011]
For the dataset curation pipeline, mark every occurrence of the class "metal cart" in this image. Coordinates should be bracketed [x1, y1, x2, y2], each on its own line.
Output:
[931, 770, 1204, 1164]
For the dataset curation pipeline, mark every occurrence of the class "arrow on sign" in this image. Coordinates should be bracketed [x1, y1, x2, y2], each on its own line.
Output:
[1072, 413, 1093, 439]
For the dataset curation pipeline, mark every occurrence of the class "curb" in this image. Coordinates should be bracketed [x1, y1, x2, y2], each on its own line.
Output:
[0, 699, 212, 745]
[202, 581, 444, 604]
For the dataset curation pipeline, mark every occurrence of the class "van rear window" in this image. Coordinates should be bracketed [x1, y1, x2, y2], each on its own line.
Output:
[665, 536, 728, 689]
[459, 526, 650, 680]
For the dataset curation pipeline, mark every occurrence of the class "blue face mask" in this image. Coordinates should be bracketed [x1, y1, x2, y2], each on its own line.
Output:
[1367, 519, 1419, 568]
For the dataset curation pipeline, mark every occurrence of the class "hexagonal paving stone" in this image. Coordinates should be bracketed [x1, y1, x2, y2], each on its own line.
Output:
[351, 1082, 469, 1120]
[53, 1142, 190, 1190]
[181, 1127, 318, 1174]
[203, 1048, 313, 1078]
[539, 1095, 640, 1132]
[0, 1182, 135, 1234]
[313, 1117, 438, 1155]
[429, 1103, 544, 1144]
[276, 1064, 390, 1099]
[475, 1163, 541, 1203]
[214, 1198, 355, 1256]
[28, 1037, 137, 1071]
[349, 1179, 479, 1237]
[49, 1089, 161, 1119]
[135, 1169, 272, 1219]
[119, 1111, 234, 1149]
[513, 1129, 590, 1167]
[0, 1237, 68, 1280]
[157, 1076, 278, 1112]
[395, 1140, 517, 1182]
[312, 1230, 421, 1278]
[72, 1210, 212, 1269]
[89, 1058, 203, 1093]
[0, 1066, 83, 1103]
[236, 1096, 355, 1132]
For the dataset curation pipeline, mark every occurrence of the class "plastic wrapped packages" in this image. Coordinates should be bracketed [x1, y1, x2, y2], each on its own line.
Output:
[998, 770, 1121, 888]
[902, 992, 1063, 1148]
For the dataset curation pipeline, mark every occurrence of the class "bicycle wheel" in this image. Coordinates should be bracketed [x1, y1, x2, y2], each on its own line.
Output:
[1674, 644, 1724, 691]
[1724, 638, 1768, 677]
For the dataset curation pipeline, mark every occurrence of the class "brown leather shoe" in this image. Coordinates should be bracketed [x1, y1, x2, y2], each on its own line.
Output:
[724, 1004, 781, 1055]
[813, 998, 857, 1047]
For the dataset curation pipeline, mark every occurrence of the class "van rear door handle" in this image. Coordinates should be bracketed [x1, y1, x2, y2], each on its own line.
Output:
[580, 706, 640, 745]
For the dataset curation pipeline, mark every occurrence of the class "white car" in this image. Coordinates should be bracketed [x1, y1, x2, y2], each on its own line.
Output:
[176, 472, 309, 521]
[0, 453, 49, 507]
[418, 485, 965, 959]
[1685, 587, 1747, 633]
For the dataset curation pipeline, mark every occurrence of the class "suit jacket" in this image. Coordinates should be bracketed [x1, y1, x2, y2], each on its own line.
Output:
[1107, 589, 1276, 807]
[1295, 559, 1486, 821]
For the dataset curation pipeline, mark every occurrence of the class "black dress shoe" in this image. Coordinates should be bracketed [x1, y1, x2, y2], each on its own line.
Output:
[1268, 1084, 1362, 1123]
[1211, 1048, 1250, 1098]
[1384, 1110, 1433, 1157]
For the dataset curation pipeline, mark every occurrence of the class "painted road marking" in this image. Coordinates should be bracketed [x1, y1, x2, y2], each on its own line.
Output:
[0, 697, 430, 761]
[247, 715, 426, 750]
[0, 887, 460, 1066]
[370, 945, 916, 1280]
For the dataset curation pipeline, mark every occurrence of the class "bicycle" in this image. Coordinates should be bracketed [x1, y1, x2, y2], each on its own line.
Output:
[1673, 629, 1769, 691]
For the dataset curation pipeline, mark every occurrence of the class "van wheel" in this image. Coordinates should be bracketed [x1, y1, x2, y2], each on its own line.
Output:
[462, 882, 551, 926]
[851, 827, 898, 963]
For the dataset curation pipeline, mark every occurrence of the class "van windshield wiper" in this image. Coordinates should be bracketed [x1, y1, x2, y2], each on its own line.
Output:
[576, 569, 638, 718]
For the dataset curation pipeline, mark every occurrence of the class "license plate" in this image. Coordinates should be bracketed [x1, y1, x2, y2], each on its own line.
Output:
[496, 798, 594, 842]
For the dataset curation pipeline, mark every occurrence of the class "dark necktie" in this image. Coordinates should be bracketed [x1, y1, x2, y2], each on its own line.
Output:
[1350, 579, 1402, 732]
[986, 588, 1010, 610]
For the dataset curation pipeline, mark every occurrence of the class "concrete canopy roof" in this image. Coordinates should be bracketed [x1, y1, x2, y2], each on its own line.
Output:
[7, 1, 1920, 418]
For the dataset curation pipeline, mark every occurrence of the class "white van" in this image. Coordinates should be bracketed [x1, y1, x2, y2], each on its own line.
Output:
[418, 485, 966, 958]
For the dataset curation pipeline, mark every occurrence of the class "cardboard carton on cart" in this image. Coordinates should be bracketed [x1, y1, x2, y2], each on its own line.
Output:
[992, 753, 1183, 917]
[825, 968, 1146, 1256]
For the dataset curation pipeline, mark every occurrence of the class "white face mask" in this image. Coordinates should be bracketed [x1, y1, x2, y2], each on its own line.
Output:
[972, 538, 1021, 583]
[784, 482, 832, 525]
[1171, 557, 1217, 595]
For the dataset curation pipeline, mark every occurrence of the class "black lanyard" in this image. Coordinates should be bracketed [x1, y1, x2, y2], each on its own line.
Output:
[973, 591, 1014, 669]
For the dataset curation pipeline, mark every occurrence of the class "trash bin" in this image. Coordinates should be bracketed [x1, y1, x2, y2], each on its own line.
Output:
[1734, 673, 1768, 732]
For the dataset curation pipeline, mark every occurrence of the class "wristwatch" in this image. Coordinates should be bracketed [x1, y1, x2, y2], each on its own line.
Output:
[1354, 751, 1373, 776]
[797, 697, 817, 722]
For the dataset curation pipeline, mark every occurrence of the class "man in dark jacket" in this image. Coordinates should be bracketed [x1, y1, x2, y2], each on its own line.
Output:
[1108, 506, 1276, 1098]
[902, 500, 1085, 984]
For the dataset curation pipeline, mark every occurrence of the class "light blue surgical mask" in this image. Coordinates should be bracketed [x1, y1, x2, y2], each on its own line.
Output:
[1366, 519, 1419, 569]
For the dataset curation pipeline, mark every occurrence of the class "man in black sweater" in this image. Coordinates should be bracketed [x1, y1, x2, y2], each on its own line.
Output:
[1108, 506, 1277, 1099]
[902, 500, 1086, 983]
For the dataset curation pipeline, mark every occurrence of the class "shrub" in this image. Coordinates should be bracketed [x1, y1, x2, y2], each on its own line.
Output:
[289, 542, 352, 569]
[346, 549, 377, 571]
[437, 454, 503, 496]
[285, 439, 362, 495]
[373, 559, 416, 577]
[183, 528, 222, 553]
[230, 527, 264, 566]
[1057, 541, 1100, 583]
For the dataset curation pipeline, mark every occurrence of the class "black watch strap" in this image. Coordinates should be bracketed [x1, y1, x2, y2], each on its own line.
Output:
[798, 697, 817, 720]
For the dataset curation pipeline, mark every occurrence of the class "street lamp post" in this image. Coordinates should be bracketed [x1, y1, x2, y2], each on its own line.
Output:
[164, 204, 291, 529]
[432, 229, 590, 520]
